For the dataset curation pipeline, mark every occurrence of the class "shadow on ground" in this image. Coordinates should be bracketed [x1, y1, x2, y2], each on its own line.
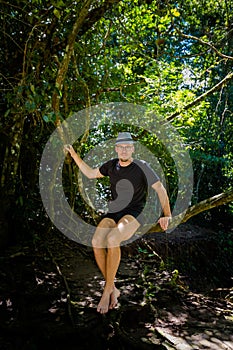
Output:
[0, 223, 232, 349]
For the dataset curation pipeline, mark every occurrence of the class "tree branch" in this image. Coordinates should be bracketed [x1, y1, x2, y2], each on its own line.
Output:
[78, 0, 121, 36]
[52, 0, 121, 125]
[165, 71, 233, 122]
[181, 190, 233, 223]
[146, 190, 233, 233]
[176, 29, 233, 61]
[52, 0, 93, 123]
[93, 80, 144, 100]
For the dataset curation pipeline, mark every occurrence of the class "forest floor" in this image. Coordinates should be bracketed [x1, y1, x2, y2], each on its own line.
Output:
[0, 222, 233, 349]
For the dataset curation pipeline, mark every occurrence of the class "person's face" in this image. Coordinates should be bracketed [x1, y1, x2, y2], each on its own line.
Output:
[115, 143, 134, 162]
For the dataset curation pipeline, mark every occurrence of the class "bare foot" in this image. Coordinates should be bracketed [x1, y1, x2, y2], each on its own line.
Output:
[97, 290, 112, 314]
[109, 287, 120, 309]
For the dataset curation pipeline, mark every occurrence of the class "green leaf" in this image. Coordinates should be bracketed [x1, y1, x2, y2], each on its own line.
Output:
[53, 8, 61, 19]
[4, 109, 11, 118]
[171, 8, 180, 17]
[30, 84, 35, 94]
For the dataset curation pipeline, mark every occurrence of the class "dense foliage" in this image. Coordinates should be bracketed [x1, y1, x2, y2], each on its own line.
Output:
[0, 0, 232, 245]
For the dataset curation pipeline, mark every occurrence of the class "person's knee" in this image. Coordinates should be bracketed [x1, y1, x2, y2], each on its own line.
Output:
[92, 234, 100, 248]
[92, 233, 108, 248]
[99, 218, 116, 228]
[117, 215, 140, 232]
[92, 218, 116, 248]
[106, 234, 120, 248]
[118, 215, 137, 226]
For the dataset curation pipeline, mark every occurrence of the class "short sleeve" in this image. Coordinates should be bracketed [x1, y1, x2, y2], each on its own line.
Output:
[136, 160, 160, 187]
[99, 159, 114, 176]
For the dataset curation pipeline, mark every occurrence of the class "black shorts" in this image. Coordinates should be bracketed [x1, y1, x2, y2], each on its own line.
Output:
[102, 209, 144, 225]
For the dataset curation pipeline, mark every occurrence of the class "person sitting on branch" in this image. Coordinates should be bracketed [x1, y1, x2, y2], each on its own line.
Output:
[65, 132, 172, 314]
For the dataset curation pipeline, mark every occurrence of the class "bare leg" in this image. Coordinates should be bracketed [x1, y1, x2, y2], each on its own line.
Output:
[94, 246, 120, 311]
[94, 215, 140, 314]
[95, 246, 121, 313]
[92, 218, 120, 311]
[92, 217, 116, 272]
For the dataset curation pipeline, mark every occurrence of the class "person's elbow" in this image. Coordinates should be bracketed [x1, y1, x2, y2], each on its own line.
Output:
[87, 168, 103, 179]
[152, 180, 166, 193]
[86, 171, 96, 179]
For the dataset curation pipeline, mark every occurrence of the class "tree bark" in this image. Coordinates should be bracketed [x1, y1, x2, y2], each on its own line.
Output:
[52, 0, 121, 125]
[180, 190, 233, 223]
[52, 0, 93, 124]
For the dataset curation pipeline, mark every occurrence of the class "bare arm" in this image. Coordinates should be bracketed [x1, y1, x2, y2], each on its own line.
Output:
[152, 181, 172, 231]
[64, 145, 104, 179]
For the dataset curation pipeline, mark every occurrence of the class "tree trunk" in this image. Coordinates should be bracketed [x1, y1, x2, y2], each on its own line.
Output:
[0, 110, 25, 248]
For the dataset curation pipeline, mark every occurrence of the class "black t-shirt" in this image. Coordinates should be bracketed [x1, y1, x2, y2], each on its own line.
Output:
[99, 159, 159, 213]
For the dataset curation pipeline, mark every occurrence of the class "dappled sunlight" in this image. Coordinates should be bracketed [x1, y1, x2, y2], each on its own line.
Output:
[116, 288, 233, 349]
[1, 0, 233, 349]
[151, 295, 233, 349]
[0, 229, 232, 349]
